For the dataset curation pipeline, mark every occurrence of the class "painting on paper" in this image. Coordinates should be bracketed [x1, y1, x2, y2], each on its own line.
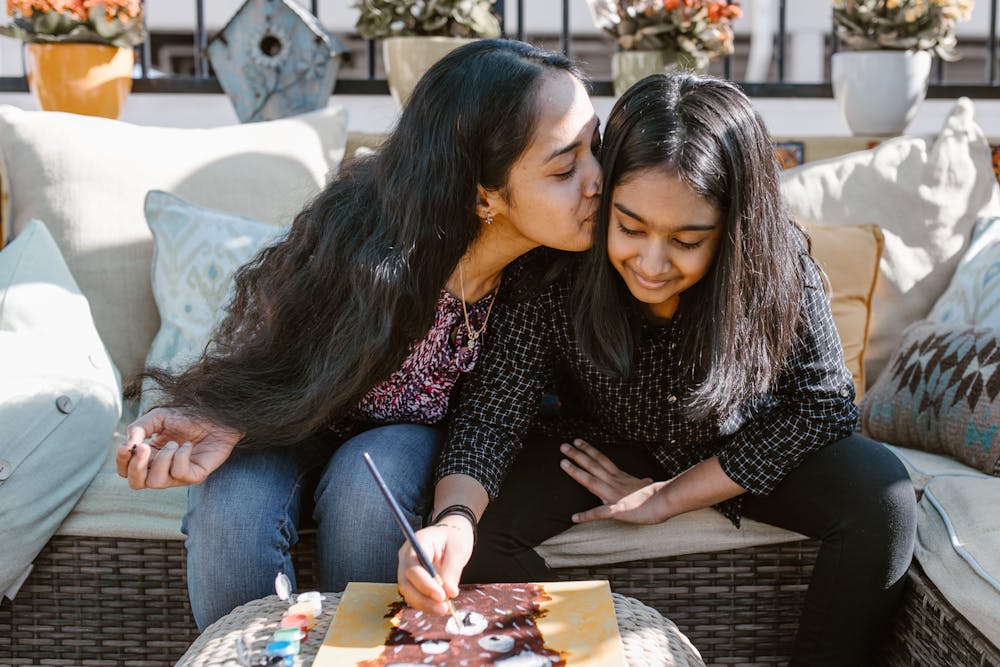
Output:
[313, 580, 626, 666]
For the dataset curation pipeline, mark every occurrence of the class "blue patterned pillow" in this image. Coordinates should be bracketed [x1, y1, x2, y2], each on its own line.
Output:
[859, 321, 1000, 476]
[928, 216, 1000, 327]
[140, 191, 286, 414]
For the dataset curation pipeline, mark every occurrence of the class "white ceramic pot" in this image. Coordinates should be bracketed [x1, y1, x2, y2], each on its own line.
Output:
[831, 50, 932, 136]
[383, 36, 475, 108]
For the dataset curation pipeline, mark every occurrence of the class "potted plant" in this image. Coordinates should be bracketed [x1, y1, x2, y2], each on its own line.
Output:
[831, 0, 973, 136]
[586, 0, 742, 96]
[354, 0, 502, 108]
[0, 0, 145, 118]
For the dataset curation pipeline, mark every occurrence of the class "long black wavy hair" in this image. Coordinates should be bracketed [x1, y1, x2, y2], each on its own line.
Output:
[134, 40, 583, 448]
[572, 73, 804, 420]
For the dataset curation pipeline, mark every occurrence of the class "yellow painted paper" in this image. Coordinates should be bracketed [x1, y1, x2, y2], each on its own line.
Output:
[313, 580, 626, 666]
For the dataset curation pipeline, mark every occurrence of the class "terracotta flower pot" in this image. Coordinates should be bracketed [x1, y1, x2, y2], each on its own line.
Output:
[26, 43, 134, 119]
[382, 36, 475, 108]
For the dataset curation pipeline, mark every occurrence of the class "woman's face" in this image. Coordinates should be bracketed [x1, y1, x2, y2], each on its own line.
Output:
[485, 71, 601, 252]
[606, 168, 724, 320]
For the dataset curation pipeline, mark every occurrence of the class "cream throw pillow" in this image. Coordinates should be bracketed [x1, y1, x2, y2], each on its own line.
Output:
[781, 98, 1000, 387]
[140, 191, 286, 414]
[0, 220, 120, 600]
[0, 105, 347, 378]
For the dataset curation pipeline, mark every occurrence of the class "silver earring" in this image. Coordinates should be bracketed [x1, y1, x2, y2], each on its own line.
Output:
[485, 211, 494, 225]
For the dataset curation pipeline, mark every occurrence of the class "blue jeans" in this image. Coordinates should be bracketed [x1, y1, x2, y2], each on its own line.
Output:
[182, 423, 441, 630]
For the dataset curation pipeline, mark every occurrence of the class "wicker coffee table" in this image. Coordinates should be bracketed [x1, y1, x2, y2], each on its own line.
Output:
[176, 591, 705, 667]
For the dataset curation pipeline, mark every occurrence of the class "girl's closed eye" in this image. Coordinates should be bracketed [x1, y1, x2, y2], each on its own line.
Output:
[674, 238, 706, 250]
[616, 221, 642, 236]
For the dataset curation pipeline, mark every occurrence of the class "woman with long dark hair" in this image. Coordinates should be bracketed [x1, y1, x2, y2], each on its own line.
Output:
[115, 39, 602, 630]
[399, 73, 916, 665]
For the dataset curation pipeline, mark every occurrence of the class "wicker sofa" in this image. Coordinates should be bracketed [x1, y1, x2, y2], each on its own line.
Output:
[1, 102, 999, 667]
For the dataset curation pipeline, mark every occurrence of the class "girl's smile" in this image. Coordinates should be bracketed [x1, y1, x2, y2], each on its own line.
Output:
[607, 168, 723, 320]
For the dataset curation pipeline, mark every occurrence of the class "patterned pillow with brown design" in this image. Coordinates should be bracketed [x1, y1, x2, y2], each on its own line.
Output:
[859, 321, 1000, 476]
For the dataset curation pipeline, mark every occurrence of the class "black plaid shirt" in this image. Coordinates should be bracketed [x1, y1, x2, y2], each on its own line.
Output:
[437, 252, 858, 525]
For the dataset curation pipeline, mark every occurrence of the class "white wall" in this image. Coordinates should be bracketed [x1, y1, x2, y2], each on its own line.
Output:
[1, 89, 998, 138]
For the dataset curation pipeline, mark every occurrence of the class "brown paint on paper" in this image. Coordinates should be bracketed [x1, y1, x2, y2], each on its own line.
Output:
[359, 583, 563, 666]
[315, 580, 626, 666]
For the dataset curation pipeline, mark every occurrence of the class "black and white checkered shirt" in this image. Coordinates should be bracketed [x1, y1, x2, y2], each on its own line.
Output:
[437, 251, 858, 525]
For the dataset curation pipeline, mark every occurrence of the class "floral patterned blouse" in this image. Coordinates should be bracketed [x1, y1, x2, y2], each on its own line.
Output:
[356, 289, 495, 425]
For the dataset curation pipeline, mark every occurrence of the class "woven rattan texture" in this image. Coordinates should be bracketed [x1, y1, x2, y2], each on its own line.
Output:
[0, 534, 319, 666]
[176, 591, 706, 667]
[554, 540, 820, 667]
[3, 533, 997, 665]
[881, 562, 1000, 667]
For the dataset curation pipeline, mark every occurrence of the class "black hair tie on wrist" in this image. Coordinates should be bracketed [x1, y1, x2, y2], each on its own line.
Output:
[432, 504, 478, 546]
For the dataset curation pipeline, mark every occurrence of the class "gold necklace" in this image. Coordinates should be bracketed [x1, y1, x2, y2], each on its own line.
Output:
[459, 264, 497, 343]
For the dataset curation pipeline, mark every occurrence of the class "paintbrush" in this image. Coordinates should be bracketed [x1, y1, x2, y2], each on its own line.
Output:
[362, 452, 465, 632]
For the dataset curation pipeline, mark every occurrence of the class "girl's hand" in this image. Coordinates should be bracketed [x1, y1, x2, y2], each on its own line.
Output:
[397, 519, 474, 615]
[571, 480, 669, 525]
[558, 438, 653, 504]
[115, 407, 243, 489]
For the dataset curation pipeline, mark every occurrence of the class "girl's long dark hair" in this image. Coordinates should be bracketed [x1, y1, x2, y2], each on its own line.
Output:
[572, 73, 803, 420]
[133, 40, 582, 448]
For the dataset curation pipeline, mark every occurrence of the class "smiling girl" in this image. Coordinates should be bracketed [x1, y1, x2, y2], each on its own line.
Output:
[399, 73, 917, 665]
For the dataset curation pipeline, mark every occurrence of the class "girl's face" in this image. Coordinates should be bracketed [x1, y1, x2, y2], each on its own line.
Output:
[484, 71, 602, 252]
[607, 168, 724, 320]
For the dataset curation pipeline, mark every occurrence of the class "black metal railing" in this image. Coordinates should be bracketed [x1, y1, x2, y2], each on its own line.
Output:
[1, 0, 997, 98]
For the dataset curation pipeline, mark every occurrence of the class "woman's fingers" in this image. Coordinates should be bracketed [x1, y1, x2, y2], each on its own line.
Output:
[144, 441, 180, 488]
[126, 442, 154, 489]
[399, 553, 448, 614]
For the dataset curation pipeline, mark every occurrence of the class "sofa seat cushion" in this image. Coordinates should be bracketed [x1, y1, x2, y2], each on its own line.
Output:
[535, 508, 805, 569]
[0, 105, 348, 378]
[56, 415, 187, 541]
[884, 443, 990, 492]
[915, 475, 1000, 647]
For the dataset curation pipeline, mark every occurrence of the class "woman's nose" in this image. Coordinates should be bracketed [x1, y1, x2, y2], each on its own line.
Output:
[583, 157, 602, 197]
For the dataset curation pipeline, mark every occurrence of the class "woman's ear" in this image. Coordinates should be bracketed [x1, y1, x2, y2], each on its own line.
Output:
[476, 185, 503, 223]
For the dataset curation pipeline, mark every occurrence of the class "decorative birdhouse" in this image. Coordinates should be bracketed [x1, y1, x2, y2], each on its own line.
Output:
[208, 0, 345, 123]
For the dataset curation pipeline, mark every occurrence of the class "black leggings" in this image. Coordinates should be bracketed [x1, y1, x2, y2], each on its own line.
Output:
[463, 432, 917, 667]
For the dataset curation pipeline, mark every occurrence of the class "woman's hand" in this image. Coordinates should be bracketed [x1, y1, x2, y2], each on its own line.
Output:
[397, 518, 474, 615]
[558, 438, 653, 504]
[115, 407, 243, 490]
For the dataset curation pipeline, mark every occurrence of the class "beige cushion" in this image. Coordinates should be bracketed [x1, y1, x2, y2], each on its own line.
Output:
[0, 105, 348, 378]
[0, 220, 121, 598]
[915, 475, 1000, 647]
[803, 222, 883, 399]
[536, 508, 805, 569]
[781, 98, 1000, 387]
